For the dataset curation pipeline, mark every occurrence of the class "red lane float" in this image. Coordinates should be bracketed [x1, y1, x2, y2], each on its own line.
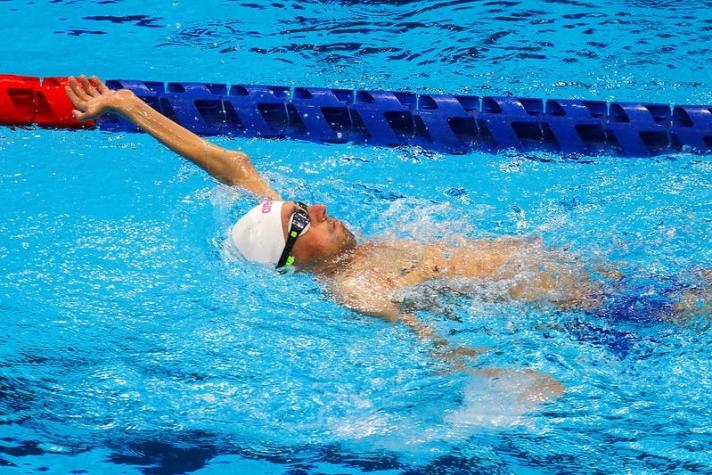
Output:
[0, 75, 39, 126]
[0, 74, 91, 128]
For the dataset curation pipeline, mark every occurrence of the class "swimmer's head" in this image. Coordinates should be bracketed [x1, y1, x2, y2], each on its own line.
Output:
[230, 200, 356, 269]
[230, 200, 286, 265]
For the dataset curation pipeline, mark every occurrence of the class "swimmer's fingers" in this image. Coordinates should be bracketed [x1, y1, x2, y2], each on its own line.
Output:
[71, 108, 90, 122]
[90, 76, 110, 95]
[79, 75, 100, 98]
[65, 77, 88, 109]
[70, 76, 91, 101]
[72, 106, 99, 122]
[66, 75, 117, 121]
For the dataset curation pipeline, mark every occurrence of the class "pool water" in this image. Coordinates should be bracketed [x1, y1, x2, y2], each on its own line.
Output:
[1, 1, 712, 473]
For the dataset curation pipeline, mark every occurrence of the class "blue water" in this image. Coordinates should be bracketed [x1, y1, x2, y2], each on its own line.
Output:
[1, 1, 712, 473]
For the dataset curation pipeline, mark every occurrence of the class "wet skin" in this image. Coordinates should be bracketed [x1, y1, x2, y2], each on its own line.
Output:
[277, 202, 603, 323]
[289, 204, 710, 330]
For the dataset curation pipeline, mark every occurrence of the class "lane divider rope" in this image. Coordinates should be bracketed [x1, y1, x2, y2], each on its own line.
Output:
[1, 74, 710, 156]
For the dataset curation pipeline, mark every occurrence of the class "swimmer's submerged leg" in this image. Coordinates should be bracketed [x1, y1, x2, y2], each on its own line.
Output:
[591, 271, 712, 325]
[672, 270, 712, 323]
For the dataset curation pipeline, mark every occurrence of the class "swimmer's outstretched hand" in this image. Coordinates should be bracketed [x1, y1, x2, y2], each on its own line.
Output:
[65, 75, 134, 122]
[64, 74, 278, 195]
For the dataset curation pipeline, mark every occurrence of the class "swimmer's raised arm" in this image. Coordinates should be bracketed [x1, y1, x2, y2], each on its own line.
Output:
[65, 75, 280, 199]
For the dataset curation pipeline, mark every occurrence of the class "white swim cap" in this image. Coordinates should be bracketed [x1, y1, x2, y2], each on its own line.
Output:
[229, 200, 286, 265]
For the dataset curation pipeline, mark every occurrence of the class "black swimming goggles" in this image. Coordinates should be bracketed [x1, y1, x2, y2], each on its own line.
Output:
[276, 202, 310, 270]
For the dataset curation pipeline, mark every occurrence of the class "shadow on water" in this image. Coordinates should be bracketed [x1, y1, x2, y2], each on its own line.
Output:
[106, 431, 404, 475]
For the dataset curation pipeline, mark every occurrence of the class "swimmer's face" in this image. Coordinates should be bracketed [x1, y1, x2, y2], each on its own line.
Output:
[280, 201, 356, 265]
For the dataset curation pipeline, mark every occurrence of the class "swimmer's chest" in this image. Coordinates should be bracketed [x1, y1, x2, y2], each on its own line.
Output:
[340, 240, 523, 287]
[343, 242, 445, 288]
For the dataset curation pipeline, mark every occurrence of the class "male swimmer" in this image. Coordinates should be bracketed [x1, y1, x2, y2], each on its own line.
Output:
[65, 76, 710, 399]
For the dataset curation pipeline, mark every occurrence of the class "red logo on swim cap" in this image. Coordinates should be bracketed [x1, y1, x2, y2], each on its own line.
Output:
[261, 200, 273, 214]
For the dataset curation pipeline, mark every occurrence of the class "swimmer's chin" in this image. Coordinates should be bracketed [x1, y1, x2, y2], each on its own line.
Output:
[297, 246, 359, 275]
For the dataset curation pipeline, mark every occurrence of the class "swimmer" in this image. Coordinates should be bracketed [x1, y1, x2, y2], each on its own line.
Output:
[64, 76, 710, 400]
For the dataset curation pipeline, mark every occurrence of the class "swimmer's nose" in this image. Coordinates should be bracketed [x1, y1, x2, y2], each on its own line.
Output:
[309, 204, 328, 223]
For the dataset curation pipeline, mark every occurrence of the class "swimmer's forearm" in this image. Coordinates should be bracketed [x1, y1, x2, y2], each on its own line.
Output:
[398, 312, 561, 401]
[399, 314, 448, 347]
[399, 313, 485, 368]
[112, 92, 279, 198]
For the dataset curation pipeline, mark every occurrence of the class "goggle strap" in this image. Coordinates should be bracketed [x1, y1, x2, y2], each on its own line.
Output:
[276, 202, 309, 270]
[276, 234, 299, 269]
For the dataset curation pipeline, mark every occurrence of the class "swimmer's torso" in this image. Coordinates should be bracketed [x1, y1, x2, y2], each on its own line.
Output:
[343, 239, 522, 286]
[323, 237, 601, 320]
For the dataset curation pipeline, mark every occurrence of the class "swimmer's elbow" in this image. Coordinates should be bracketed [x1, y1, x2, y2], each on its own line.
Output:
[217, 151, 276, 198]
[225, 150, 250, 165]
[217, 171, 242, 187]
[220, 151, 250, 184]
